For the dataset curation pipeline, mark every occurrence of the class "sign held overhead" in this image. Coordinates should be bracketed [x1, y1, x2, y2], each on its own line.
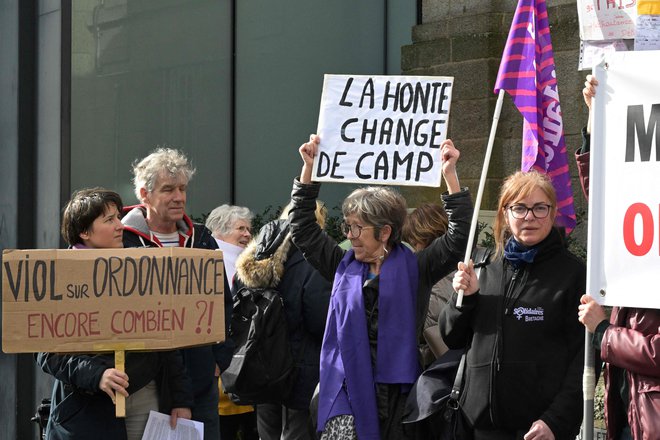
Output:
[315, 74, 454, 187]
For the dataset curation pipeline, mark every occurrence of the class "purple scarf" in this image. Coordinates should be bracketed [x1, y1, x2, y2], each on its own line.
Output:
[318, 244, 419, 439]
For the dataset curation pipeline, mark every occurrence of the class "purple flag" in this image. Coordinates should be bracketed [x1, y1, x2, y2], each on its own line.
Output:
[495, 0, 576, 233]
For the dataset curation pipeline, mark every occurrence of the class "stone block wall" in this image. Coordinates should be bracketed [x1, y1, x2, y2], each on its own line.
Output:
[401, 0, 589, 237]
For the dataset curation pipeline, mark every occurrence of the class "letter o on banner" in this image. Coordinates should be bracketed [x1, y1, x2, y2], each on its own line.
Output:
[622, 203, 654, 257]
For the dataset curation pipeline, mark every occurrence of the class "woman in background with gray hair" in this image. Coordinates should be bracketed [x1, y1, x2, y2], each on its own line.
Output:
[205, 204, 259, 440]
[205, 204, 254, 289]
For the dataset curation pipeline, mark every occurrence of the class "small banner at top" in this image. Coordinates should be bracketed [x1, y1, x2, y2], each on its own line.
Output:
[314, 74, 454, 187]
[577, 0, 638, 41]
[2, 247, 225, 353]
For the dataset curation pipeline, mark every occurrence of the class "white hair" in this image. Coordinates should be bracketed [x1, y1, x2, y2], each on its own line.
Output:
[132, 148, 195, 201]
[205, 205, 254, 235]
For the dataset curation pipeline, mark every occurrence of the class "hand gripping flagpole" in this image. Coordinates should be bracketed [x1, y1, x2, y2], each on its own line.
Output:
[456, 89, 505, 308]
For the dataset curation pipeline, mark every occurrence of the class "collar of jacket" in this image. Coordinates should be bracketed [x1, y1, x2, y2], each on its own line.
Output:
[235, 229, 292, 289]
[121, 204, 194, 247]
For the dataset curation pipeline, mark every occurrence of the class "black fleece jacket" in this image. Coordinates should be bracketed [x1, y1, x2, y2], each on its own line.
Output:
[440, 228, 585, 439]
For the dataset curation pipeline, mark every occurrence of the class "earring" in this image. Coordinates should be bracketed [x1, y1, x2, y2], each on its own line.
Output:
[379, 244, 389, 261]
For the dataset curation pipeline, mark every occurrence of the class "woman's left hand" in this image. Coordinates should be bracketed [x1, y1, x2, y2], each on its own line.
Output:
[440, 139, 460, 193]
[523, 420, 555, 440]
[440, 139, 459, 174]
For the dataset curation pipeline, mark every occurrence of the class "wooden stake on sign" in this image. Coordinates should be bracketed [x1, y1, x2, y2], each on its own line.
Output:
[115, 350, 126, 418]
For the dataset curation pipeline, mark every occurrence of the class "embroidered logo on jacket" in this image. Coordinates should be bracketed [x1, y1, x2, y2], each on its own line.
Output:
[512, 307, 544, 322]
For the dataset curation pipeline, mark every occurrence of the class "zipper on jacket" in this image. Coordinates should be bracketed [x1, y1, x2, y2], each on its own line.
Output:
[490, 265, 520, 424]
[497, 267, 520, 368]
[503, 268, 520, 316]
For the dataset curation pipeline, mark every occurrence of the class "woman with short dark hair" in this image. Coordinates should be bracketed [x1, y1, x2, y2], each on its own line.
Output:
[36, 187, 193, 440]
[60, 188, 124, 248]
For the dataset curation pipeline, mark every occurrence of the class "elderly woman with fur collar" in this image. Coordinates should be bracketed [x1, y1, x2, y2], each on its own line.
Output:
[233, 201, 332, 440]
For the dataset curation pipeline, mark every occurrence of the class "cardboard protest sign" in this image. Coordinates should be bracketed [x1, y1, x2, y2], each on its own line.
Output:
[587, 51, 660, 309]
[314, 74, 453, 187]
[2, 247, 225, 353]
[577, 0, 637, 41]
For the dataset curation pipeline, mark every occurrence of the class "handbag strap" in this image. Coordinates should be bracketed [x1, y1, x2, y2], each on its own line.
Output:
[449, 352, 467, 401]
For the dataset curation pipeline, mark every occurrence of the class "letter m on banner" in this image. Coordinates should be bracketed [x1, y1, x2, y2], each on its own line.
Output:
[495, 0, 576, 233]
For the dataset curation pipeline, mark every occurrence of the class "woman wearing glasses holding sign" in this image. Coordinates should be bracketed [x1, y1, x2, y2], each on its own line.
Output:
[288, 134, 472, 440]
[442, 171, 585, 440]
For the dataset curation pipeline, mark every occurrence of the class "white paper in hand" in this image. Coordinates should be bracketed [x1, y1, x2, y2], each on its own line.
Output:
[141, 410, 204, 440]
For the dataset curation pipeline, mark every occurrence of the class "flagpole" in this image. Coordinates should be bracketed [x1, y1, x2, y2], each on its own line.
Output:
[582, 328, 596, 440]
[456, 89, 505, 308]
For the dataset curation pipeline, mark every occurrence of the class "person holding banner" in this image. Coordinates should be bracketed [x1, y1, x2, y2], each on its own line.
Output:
[288, 134, 472, 440]
[121, 148, 232, 440]
[443, 171, 585, 440]
[36, 188, 193, 440]
[576, 75, 660, 440]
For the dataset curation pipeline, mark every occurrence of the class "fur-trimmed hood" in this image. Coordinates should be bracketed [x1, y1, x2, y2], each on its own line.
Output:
[235, 219, 293, 288]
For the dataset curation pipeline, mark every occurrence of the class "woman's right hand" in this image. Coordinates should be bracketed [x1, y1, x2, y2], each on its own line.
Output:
[99, 368, 129, 403]
[299, 134, 320, 184]
[578, 294, 607, 333]
[583, 75, 598, 111]
[584, 74, 598, 134]
[452, 260, 479, 296]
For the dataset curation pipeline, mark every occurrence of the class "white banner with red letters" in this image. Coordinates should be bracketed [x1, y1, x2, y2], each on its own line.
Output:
[588, 51, 660, 309]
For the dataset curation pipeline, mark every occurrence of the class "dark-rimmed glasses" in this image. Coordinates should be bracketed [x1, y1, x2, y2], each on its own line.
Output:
[507, 204, 553, 219]
[340, 222, 375, 238]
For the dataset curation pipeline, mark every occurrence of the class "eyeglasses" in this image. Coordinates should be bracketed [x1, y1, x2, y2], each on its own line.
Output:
[507, 204, 553, 219]
[235, 225, 252, 234]
[340, 222, 375, 238]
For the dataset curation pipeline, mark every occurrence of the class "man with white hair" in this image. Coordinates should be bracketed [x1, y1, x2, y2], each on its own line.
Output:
[122, 147, 232, 440]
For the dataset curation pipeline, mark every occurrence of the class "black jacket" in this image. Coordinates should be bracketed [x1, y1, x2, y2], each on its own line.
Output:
[288, 179, 473, 340]
[121, 205, 234, 404]
[234, 219, 332, 410]
[440, 228, 585, 440]
[35, 350, 192, 440]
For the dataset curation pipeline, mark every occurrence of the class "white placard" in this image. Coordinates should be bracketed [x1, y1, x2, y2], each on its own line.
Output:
[577, 0, 637, 41]
[588, 51, 660, 309]
[635, 15, 660, 51]
[314, 74, 453, 187]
